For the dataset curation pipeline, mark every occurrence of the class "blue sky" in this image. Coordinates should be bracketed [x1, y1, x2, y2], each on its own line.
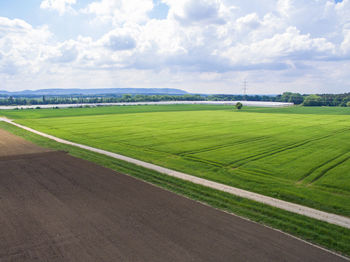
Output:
[0, 0, 349, 94]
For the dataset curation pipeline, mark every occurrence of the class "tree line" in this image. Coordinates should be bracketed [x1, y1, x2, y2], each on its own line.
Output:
[274, 92, 350, 106]
[1, 92, 350, 107]
[0, 94, 204, 106]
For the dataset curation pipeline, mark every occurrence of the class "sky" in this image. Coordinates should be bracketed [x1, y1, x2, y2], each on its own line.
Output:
[0, 0, 349, 94]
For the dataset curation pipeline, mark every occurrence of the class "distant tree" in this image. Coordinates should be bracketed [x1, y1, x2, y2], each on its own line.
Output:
[235, 102, 243, 110]
[303, 95, 323, 106]
[277, 92, 304, 104]
[288, 93, 304, 104]
[8, 96, 14, 105]
[121, 94, 132, 102]
[347, 102, 350, 107]
[279, 92, 293, 102]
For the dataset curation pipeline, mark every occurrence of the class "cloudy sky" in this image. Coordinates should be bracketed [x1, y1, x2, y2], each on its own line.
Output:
[0, 0, 349, 94]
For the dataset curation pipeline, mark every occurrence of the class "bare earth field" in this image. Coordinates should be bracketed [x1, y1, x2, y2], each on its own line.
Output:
[0, 129, 346, 261]
[0, 128, 52, 157]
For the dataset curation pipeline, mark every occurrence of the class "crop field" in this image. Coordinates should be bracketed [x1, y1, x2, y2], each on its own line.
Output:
[2, 104, 350, 217]
[1, 123, 349, 260]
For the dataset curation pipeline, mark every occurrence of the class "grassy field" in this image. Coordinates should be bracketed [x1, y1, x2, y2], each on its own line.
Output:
[1, 104, 350, 217]
[1, 120, 349, 257]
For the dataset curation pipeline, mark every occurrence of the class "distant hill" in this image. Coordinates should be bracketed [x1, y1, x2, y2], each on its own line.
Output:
[0, 88, 188, 96]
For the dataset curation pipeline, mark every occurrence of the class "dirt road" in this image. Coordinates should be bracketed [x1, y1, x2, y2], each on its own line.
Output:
[0, 129, 347, 261]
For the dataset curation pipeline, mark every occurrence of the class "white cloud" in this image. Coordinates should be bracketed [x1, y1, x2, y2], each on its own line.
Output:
[48, 40, 79, 63]
[341, 29, 350, 55]
[164, 0, 228, 25]
[236, 13, 261, 31]
[230, 27, 335, 63]
[102, 31, 136, 51]
[83, 0, 153, 25]
[40, 0, 77, 15]
[1, 1, 350, 93]
[0, 17, 52, 75]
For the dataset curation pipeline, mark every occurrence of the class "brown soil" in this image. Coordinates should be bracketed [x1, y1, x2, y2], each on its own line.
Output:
[0, 130, 346, 261]
[0, 129, 51, 157]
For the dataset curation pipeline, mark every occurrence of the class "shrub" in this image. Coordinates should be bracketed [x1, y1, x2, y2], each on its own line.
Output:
[235, 102, 243, 110]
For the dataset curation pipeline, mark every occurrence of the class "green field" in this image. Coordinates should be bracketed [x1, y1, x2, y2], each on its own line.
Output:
[2, 105, 350, 217]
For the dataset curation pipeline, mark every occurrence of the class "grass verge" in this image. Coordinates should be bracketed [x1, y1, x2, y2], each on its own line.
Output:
[1, 120, 349, 258]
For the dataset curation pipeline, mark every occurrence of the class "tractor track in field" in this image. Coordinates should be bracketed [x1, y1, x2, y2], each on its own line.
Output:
[297, 153, 346, 184]
[182, 155, 225, 167]
[308, 155, 350, 185]
[227, 127, 350, 168]
[177, 136, 269, 156]
[173, 127, 350, 170]
[1, 117, 350, 230]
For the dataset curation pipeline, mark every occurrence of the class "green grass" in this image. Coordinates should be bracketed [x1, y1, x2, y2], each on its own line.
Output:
[0, 121, 349, 257]
[1, 104, 234, 119]
[1, 105, 350, 218]
[240, 106, 350, 115]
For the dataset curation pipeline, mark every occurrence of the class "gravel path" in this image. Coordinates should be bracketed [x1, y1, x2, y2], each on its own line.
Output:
[1, 117, 350, 229]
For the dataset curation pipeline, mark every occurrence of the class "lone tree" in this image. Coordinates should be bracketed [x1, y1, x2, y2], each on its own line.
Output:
[235, 102, 243, 110]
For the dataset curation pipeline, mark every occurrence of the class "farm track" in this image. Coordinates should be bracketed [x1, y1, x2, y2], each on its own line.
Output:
[182, 155, 225, 167]
[0, 129, 347, 261]
[177, 136, 269, 156]
[227, 128, 350, 168]
[297, 153, 345, 183]
[308, 155, 350, 185]
[2, 117, 350, 230]
[169, 127, 350, 170]
[232, 168, 286, 183]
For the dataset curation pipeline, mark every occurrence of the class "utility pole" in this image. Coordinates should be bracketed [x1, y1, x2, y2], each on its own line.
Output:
[242, 80, 247, 99]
